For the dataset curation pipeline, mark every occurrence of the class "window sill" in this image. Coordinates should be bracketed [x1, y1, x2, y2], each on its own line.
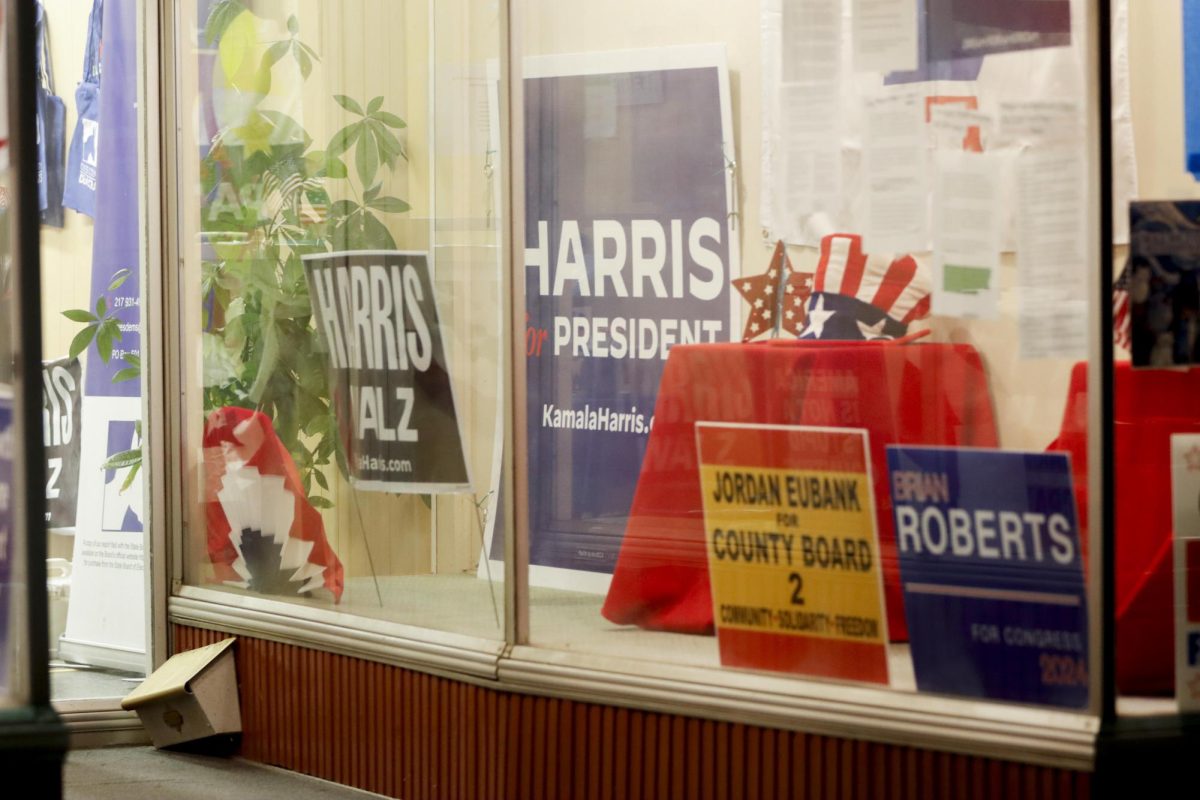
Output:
[170, 586, 1099, 770]
[170, 586, 504, 681]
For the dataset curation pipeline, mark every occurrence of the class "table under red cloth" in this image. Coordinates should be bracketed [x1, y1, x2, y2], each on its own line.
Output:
[601, 340, 999, 642]
[1047, 361, 1200, 695]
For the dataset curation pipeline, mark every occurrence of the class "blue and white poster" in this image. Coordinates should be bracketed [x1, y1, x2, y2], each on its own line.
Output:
[61, 0, 146, 671]
[85, 0, 141, 398]
[522, 46, 738, 590]
[887, 446, 1089, 708]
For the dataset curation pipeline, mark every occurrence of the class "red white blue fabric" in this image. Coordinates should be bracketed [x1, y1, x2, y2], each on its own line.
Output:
[799, 234, 932, 341]
[204, 406, 345, 602]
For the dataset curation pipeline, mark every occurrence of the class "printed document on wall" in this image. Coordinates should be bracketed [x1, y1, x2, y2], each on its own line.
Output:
[862, 90, 928, 253]
[852, 0, 918, 74]
[932, 150, 999, 319]
[1016, 147, 1087, 360]
[767, 0, 844, 243]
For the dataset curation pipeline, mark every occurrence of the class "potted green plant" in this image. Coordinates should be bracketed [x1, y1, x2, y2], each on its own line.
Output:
[67, 1, 413, 506]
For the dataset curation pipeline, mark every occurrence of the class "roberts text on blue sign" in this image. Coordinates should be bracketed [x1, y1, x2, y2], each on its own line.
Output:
[887, 447, 1089, 708]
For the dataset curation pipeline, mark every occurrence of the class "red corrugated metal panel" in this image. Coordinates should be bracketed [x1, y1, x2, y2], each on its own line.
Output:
[173, 625, 1090, 800]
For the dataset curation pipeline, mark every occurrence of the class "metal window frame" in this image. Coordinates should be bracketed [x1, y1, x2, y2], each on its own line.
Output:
[0, 0, 69, 770]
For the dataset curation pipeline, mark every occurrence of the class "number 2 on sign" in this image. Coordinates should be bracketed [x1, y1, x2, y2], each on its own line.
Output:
[788, 572, 805, 606]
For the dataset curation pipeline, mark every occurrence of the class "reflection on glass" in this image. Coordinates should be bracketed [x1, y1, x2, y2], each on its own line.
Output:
[178, 0, 505, 638]
[38, 0, 148, 700]
[520, 0, 1098, 711]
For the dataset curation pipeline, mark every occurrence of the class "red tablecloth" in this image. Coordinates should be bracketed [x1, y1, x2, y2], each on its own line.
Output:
[1047, 361, 1200, 695]
[601, 340, 999, 641]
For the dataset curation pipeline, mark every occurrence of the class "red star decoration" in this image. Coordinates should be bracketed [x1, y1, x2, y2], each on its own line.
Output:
[733, 241, 813, 342]
[1186, 446, 1200, 473]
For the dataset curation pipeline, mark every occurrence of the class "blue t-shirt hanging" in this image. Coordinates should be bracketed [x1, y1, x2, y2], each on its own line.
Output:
[36, 2, 67, 228]
[63, 0, 103, 218]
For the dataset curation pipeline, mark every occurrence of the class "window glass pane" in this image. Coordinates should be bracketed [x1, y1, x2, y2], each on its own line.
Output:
[519, 0, 1100, 711]
[0, 0, 24, 707]
[176, 0, 505, 639]
[1117, 0, 1199, 717]
[37, 0, 150, 700]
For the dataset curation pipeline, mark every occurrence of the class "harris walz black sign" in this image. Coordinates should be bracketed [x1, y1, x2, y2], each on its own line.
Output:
[302, 250, 470, 493]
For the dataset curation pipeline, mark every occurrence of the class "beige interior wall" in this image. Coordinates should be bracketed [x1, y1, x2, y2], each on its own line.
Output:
[40, 1, 102, 565]
[428, 0, 505, 575]
[1128, 0, 1196, 201]
[40, 0, 98, 361]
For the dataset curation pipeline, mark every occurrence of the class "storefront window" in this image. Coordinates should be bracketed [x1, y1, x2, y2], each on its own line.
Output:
[37, 0, 150, 701]
[515, 0, 1103, 712]
[174, 0, 505, 638]
[1114, 0, 1200, 718]
[0, 0, 24, 707]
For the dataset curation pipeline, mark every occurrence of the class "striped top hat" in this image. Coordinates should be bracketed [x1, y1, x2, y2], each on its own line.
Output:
[798, 233, 932, 341]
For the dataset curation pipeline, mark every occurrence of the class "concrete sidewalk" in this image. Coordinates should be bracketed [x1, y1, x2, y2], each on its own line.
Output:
[64, 747, 382, 799]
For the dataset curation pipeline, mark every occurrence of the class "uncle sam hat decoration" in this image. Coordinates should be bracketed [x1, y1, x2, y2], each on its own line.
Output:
[798, 233, 932, 341]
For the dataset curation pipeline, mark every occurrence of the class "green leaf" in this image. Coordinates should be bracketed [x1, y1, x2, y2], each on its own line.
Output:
[68, 326, 97, 359]
[363, 183, 380, 203]
[247, 303, 280, 403]
[355, 129, 380, 188]
[374, 110, 408, 128]
[309, 495, 334, 509]
[287, 14, 299, 35]
[327, 123, 361, 159]
[258, 110, 311, 148]
[113, 367, 141, 383]
[334, 94, 365, 116]
[368, 119, 403, 166]
[367, 96, 384, 114]
[262, 39, 290, 71]
[295, 46, 313, 79]
[329, 199, 358, 218]
[96, 324, 115, 364]
[124, 354, 142, 369]
[108, 268, 133, 292]
[359, 211, 395, 249]
[102, 448, 142, 471]
[368, 196, 411, 214]
[313, 469, 329, 490]
[296, 41, 320, 64]
[325, 157, 348, 179]
[375, 111, 406, 129]
[63, 309, 98, 323]
[96, 295, 107, 317]
[120, 461, 142, 493]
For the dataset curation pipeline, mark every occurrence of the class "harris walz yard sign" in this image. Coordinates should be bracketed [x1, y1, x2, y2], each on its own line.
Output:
[303, 250, 469, 493]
